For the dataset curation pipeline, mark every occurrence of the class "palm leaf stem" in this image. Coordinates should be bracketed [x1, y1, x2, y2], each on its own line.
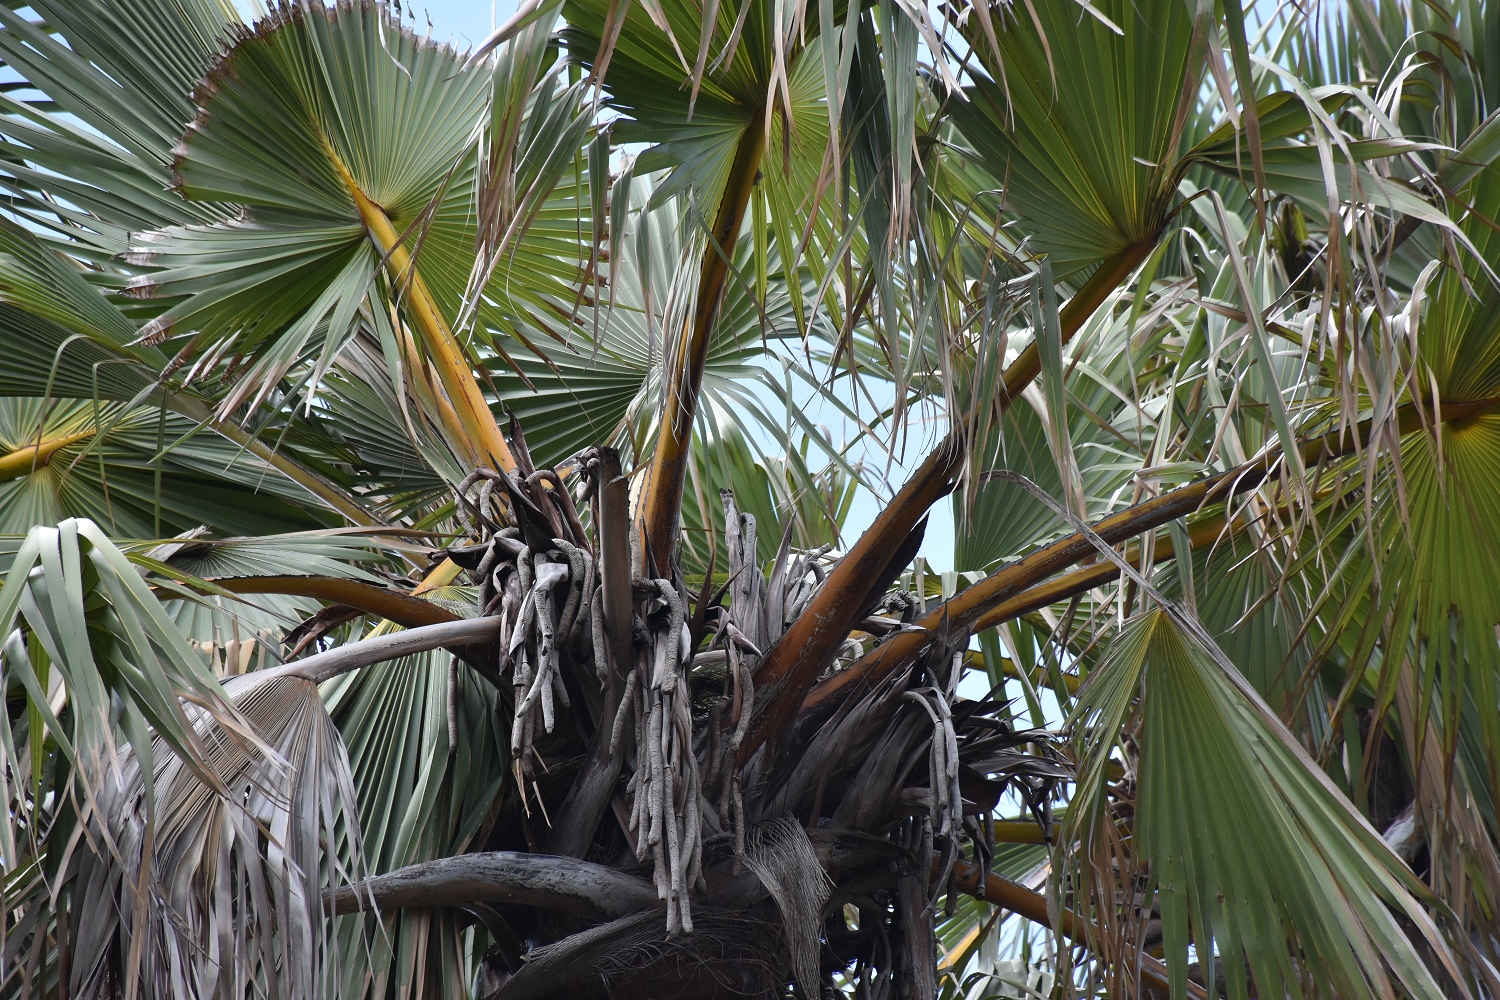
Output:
[802, 394, 1500, 720]
[391, 309, 476, 466]
[332, 156, 516, 475]
[639, 109, 767, 574]
[743, 241, 1158, 770]
[323, 852, 660, 920]
[969, 510, 1235, 634]
[946, 860, 1209, 1000]
[0, 428, 96, 481]
[411, 557, 466, 593]
[208, 416, 385, 527]
[205, 576, 459, 628]
[986, 820, 1051, 844]
[997, 241, 1158, 405]
[271, 615, 501, 683]
[197, 576, 502, 676]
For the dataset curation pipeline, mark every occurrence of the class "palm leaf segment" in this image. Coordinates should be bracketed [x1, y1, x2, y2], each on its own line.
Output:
[0, 524, 362, 1000]
[1069, 609, 1455, 1000]
[0, 397, 332, 537]
[0, 0, 238, 253]
[154, 1, 548, 473]
[950, 0, 1203, 280]
[565, 0, 838, 569]
[1312, 159, 1500, 818]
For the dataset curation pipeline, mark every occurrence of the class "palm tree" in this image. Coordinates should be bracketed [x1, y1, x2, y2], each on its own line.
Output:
[4, 0, 1500, 996]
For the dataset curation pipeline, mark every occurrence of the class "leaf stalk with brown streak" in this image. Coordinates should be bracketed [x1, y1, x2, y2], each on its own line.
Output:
[743, 241, 1159, 769]
[802, 394, 1500, 719]
[332, 155, 516, 475]
[638, 107, 767, 575]
[208, 576, 461, 628]
[0, 429, 96, 481]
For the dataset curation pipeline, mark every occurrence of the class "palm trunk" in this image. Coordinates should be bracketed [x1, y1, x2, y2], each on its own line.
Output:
[638, 110, 767, 575]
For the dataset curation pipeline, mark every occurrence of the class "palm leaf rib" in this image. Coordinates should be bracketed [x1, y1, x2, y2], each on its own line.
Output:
[0, 429, 97, 481]
[173, 395, 387, 527]
[199, 576, 460, 627]
[333, 156, 517, 474]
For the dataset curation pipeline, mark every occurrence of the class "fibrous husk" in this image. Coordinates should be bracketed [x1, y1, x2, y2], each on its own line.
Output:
[739, 816, 832, 997]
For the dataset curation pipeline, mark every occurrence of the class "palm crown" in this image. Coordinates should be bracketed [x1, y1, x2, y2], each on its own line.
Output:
[3, 0, 1500, 998]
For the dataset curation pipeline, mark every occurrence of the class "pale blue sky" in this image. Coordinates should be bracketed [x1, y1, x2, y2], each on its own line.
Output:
[398, 0, 516, 47]
[236, 0, 512, 45]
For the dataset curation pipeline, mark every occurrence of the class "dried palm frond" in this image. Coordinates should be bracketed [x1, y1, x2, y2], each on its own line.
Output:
[69, 671, 362, 1000]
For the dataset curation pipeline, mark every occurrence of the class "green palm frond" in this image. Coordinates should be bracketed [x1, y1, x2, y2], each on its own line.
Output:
[0, 398, 334, 537]
[134, 0, 586, 449]
[140, 3, 489, 397]
[1067, 608, 1458, 1000]
[0, 520, 233, 819]
[0, 214, 167, 398]
[1309, 159, 1500, 772]
[323, 646, 510, 1000]
[497, 174, 810, 464]
[949, 0, 1207, 281]
[1162, 536, 1308, 703]
[565, 0, 777, 210]
[0, 0, 239, 254]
